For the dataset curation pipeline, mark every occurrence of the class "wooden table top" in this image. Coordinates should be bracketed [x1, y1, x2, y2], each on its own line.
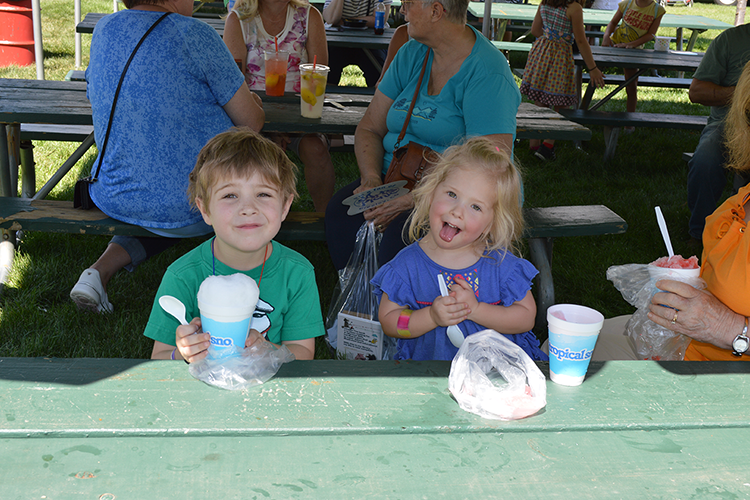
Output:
[573, 45, 704, 72]
[467, 2, 733, 31]
[0, 79, 592, 141]
[76, 12, 396, 48]
[0, 358, 748, 498]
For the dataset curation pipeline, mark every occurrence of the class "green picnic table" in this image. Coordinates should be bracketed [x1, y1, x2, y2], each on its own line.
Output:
[1, 357, 749, 498]
[468, 2, 732, 51]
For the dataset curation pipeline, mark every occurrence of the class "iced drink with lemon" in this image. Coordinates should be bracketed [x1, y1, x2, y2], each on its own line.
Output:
[299, 63, 329, 119]
[264, 50, 289, 97]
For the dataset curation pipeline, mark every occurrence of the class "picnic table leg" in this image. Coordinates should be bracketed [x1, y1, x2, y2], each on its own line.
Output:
[589, 68, 648, 112]
[0, 125, 11, 198]
[528, 237, 554, 332]
[32, 132, 96, 201]
[602, 126, 620, 161]
[20, 141, 35, 199]
[362, 48, 382, 74]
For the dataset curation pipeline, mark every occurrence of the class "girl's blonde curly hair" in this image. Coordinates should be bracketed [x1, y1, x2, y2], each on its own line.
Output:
[406, 136, 525, 258]
[725, 60, 750, 174]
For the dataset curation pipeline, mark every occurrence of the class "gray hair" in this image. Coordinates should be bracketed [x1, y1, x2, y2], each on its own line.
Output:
[437, 0, 469, 24]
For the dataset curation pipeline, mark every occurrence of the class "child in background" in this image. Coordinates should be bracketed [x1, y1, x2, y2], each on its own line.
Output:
[223, 0, 335, 212]
[520, 0, 604, 161]
[370, 137, 548, 362]
[602, 0, 666, 117]
[144, 128, 325, 362]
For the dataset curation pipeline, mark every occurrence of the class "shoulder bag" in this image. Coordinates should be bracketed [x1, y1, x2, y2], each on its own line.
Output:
[74, 12, 172, 209]
[383, 49, 439, 192]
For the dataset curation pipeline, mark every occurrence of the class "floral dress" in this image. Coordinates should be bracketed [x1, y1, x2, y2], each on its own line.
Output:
[235, 4, 310, 92]
[519, 4, 577, 108]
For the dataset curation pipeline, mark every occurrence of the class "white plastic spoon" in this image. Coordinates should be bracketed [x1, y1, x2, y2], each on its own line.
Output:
[654, 206, 674, 258]
[159, 295, 189, 326]
[437, 274, 464, 348]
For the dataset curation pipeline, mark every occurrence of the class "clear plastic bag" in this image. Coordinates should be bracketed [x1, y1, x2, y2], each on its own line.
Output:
[606, 263, 706, 360]
[448, 330, 546, 421]
[188, 341, 294, 391]
[324, 221, 396, 360]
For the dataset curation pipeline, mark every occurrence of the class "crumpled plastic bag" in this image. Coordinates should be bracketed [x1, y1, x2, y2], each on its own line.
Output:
[606, 263, 706, 360]
[188, 341, 295, 391]
[448, 330, 546, 421]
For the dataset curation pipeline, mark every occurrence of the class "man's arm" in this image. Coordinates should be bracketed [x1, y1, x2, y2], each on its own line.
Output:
[689, 78, 735, 108]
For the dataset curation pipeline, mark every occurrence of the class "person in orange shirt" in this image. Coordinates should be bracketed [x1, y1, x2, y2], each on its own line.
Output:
[591, 61, 750, 361]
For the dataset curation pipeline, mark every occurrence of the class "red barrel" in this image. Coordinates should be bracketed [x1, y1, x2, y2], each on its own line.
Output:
[0, 0, 35, 67]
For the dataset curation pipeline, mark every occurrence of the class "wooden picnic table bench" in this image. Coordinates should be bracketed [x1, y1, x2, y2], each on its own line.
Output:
[559, 109, 707, 160]
[0, 199, 626, 330]
[1, 357, 749, 498]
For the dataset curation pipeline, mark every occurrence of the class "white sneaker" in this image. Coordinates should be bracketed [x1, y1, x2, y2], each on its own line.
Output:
[70, 269, 113, 313]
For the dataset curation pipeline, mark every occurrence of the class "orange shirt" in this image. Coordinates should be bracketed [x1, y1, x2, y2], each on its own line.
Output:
[685, 184, 750, 361]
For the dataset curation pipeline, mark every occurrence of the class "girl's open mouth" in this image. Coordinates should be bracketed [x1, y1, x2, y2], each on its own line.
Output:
[439, 222, 460, 242]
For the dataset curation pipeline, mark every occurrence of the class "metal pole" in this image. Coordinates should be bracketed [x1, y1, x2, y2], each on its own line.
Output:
[482, 0, 493, 39]
[31, 0, 44, 80]
[75, 0, 82, 69]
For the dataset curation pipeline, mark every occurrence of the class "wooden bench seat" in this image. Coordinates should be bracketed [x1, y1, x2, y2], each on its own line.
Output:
[558, 109, 707, 160]
[0, 199, 626, 329]
[513, 68, 691, 89]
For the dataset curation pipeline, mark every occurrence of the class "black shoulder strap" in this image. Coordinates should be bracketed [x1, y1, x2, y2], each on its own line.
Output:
[90, 11, 172, 182]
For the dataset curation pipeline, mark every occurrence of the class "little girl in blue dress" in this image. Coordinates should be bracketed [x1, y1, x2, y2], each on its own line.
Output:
[371, 137, 548, 361]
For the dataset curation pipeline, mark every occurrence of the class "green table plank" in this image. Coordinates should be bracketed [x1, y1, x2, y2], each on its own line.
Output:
[1, 359, 750, 499]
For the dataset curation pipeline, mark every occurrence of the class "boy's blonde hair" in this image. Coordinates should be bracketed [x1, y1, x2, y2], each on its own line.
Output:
[725, 61, 750, 173]
[232, 0, 308, 21]
[188, 127, 298, 210]
[406, 137, 524, 257]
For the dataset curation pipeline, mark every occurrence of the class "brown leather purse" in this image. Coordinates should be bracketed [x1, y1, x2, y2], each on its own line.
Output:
[383, 49, 438, 191]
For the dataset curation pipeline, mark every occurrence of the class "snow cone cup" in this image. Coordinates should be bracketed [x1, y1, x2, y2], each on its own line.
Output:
[198, 301, 255, 357]
[299, 63, 329, 119]
[197, 274, 260, 358]
[264, 50, 289, 97]
[547, 304, 604, 386]
[648, 255, 700, 291]
[654, 36, 670, 51]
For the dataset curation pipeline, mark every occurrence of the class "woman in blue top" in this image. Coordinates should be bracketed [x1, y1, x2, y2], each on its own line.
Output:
[324, 0, 521, 271]
[70, 0, 264, 313]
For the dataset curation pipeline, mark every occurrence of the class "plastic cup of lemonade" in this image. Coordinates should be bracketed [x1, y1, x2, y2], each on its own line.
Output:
[264, 50, 289, 97]
[547, 304, 604, 387]
[197, 274, 259, 357]
[299, 63, 329, 119]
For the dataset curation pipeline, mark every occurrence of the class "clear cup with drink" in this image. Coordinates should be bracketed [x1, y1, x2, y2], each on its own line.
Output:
[547, 304, 604, 386]
[299, 63, 329, 119]
[264, 50, 289, 97]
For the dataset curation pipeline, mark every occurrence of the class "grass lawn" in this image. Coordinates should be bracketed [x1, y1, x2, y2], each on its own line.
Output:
[0, 0, 742, 359]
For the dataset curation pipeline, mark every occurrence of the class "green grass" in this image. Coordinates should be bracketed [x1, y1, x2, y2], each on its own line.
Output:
[0, 0, 739, 358]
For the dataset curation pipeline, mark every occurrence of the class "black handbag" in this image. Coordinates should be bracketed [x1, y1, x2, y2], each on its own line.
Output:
[74, 12, 172, 209]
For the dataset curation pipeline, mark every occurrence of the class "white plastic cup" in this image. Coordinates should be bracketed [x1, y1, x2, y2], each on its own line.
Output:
[198, 300, 255, 355]
[299, 63, 330, 119]
[547, 304, 604, 386]
[647, 265, 700, 282]
[654, 36, 670, 51]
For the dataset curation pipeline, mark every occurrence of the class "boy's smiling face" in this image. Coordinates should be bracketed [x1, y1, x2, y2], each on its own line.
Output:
[196, 172, 292, 271]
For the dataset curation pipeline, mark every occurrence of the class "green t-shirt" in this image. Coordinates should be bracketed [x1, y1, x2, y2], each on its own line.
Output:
[143, 239, 325, 347]
[693, 24, 750, 126]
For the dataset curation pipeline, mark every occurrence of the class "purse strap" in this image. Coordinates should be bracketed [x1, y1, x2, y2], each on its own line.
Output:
[89, 11, 172, 182]
[393, 48, 431, 151]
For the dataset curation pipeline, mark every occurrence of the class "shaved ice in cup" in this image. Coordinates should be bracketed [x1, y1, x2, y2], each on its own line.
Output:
[648, 255, 700, 281]
[197, 274, 259, 357]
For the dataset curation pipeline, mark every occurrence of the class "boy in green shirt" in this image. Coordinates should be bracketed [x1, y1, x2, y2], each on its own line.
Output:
[145, 128, 324, 362]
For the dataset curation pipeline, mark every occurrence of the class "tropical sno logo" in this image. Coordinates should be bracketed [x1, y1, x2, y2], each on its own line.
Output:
[210, 336, 234, 347]
[549, 345, 592, 361]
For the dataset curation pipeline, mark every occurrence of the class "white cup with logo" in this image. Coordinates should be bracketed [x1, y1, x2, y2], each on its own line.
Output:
[654, 36, 670, 51]
[547, 304, 604, 386]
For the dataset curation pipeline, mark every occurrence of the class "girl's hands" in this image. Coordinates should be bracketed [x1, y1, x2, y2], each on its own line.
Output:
[429, 294, 470, 327]
[450, 276, 479, 316]
[176, 317, 210, 363]
[590, 67, 605, 89]
[245, 329, 268, 349]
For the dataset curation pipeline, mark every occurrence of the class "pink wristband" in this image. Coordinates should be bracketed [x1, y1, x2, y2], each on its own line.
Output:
[396, 309, 412, 337]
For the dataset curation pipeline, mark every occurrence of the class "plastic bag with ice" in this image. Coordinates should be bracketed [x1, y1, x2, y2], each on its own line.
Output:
[448, 330, 546, 421]
[606, 259, 705, 360]
[189, 341, 295, 391]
